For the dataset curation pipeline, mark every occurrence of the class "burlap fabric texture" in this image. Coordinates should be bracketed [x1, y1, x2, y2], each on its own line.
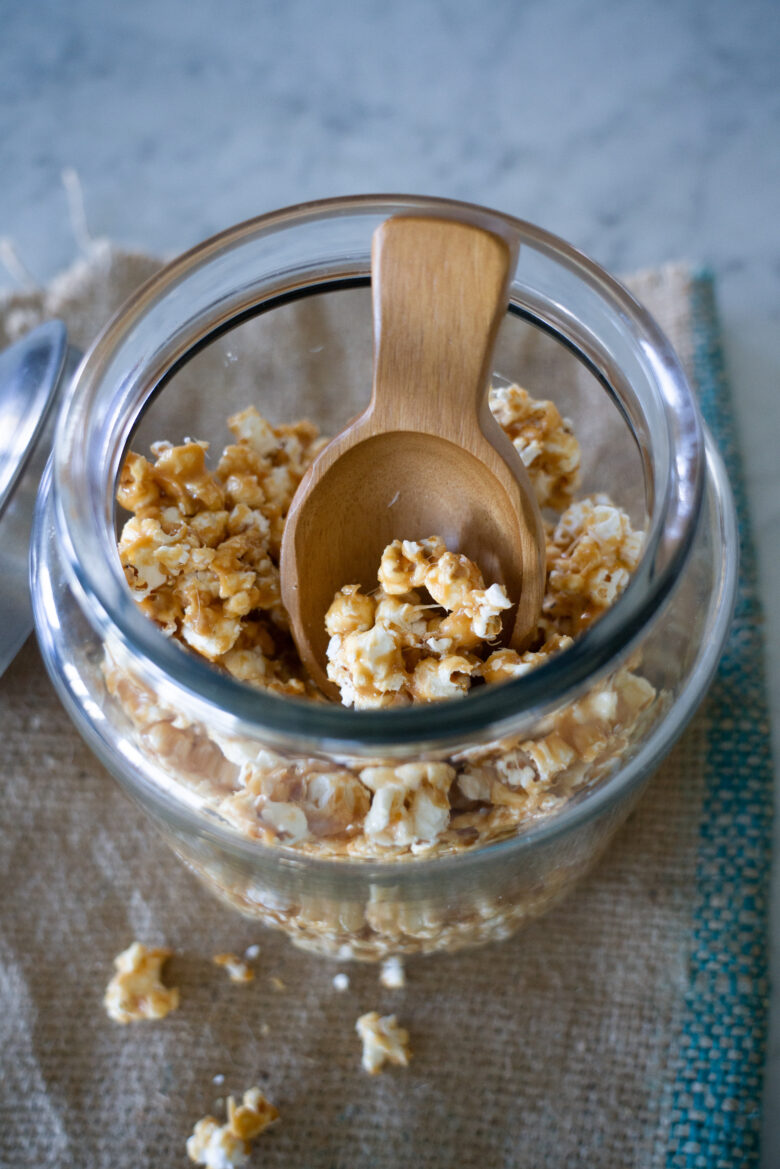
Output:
[0, 244, 771, 1168]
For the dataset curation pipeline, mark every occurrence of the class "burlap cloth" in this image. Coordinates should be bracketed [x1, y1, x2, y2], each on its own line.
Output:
[0, 245, 772, 1167]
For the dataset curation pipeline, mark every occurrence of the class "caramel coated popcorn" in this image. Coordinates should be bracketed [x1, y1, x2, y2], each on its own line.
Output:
[543, 494, 644, 636]
[117, 407, 325, 698]
[213, 952, 254, 983]
[356, 1011, 411, 1074]
[103, 941, 179, 1023]
[186, 1087, 279, 1168]
[326, 538, 512, 708]
[111, 384, 658, 883]
[325, 502, 644, 713]
[488, 383, 580, 509]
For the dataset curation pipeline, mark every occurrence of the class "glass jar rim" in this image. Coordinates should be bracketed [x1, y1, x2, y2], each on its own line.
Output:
[52, 193, 705, 754]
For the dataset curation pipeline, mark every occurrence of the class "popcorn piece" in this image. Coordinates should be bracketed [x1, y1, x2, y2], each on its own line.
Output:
[480, 634, 574, 684]
[521, 732, 577, 783]
[325, 584, 376, 636]
[213, 952, 255, 983]
[261, 800, 309, 842]
[103, 942, 179, 1024]
[421, 550, 481, 606]
[488, 383, 581, 509]
[455, 764, 494, 804]
[227, 1087, 280, 1141]
[333, 972, 350, 991]
[356, 1011, 411, 1074]
[154, 440, 227, 514]
[326, 623, 408, 709]
[409, 654, 479, 702]
[374, 593, 430, 646]
[186, 1087, 279, 1168]
[379, 955, 406, 989]
[116, 450, 161, 512]
[186, 1118, 248, 1169]
[359, 761, 454, 847]
[377, 536, 447, 594]
[544, 495, 643, 635]
[326, 537, 512, 709]
[297, 769, 371, 836]
[118, 515, 193, 600]
[218, 757, 370, 844]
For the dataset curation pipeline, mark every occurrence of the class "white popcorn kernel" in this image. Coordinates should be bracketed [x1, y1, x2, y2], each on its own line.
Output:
[187, 1086, 279, 1168]
[333, 972, 350, 992]
[456, 766, 493, 803]
[213, 953, 254, 983]
[360, 762, 453, 847]
[356, 1011, 411, 1074]
[494, 750, 536, 791]
[187, 1117, 249, 1169]
[227, 406, 279, 456]
[515, 435, 543, 466]
[522, 733, 577, 783]
[379, 955, 406, 989]
[261, 800, 309, 842]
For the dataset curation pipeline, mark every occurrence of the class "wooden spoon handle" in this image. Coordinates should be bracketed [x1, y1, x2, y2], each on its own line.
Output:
[369, 216, 515, 440]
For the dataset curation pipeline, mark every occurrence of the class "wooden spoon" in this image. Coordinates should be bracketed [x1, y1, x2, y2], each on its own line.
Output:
[280, 214, 546, 697]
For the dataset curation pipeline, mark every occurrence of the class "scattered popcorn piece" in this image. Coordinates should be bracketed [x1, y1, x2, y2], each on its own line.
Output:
[186, 1117, 247, 1169]
[227, 1087, 279, 1141]
[213, 952, 254, 983]
[379, 955, 406, 989]
[333, 972, 350, 991]
[186, 1087, 279, 1168]
[244, 944, 261, 960]
[103, 941, 180, 1024]
[356, 1011, 411, 1074]
[213, 1074, 226, 1086]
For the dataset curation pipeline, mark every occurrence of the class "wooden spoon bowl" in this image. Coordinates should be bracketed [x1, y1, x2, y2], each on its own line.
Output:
[280, 214, 546, 697]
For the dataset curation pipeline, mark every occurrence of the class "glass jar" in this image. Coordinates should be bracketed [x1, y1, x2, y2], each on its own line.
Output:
[31, 195, 737, 959]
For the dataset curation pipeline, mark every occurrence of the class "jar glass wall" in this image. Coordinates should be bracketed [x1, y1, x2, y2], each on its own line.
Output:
[30, 196, 737, 958]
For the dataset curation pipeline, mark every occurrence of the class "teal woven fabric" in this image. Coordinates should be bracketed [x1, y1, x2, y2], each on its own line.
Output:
[665, 274, 773, 1167]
